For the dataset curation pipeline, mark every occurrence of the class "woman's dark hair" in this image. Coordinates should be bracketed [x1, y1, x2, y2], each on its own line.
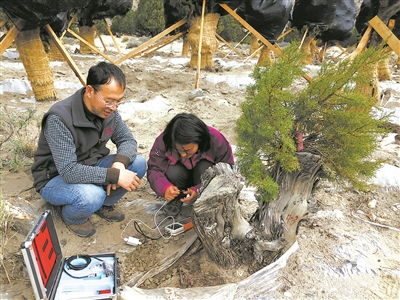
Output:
[86, 62, 126, 91]
[163, 113, 211, 153]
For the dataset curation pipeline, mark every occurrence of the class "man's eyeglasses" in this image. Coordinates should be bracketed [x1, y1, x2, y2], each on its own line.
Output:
[93, 88, 123, 108]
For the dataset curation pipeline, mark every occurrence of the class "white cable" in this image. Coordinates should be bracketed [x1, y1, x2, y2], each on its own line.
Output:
[120, 199, 178, 243]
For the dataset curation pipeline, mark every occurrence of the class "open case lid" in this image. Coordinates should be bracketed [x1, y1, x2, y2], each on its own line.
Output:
[21, 210, 63, 300]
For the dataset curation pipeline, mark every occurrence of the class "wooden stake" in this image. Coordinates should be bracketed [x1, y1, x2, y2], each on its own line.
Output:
[104, 18, 122, 56]
[299, 27, 309, 49]
[0, 25, 19, 56]
[221, 31, 249, 59]
[94, 25, 107, 51]
[141, 32, 183, 57]
[369, 15, 400, 58]
[350, 25, 372, 58]
[115, 19, 187, 64]
[332, 43, 356, 61]
[310, 38, 323, 60]
[216, 33, 245, 59]
[60, 16, 75, 39]
[243, 45, 263, 62]
[67, 28, 115, 63]
[45, 25, 86, 86]
[195, 0, 206, 89]
[277, 28, 293, 41]
[219, 3, 312, 82]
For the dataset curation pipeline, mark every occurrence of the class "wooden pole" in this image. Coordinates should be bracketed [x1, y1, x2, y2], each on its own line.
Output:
[115, 19, 187, 64]
[299, 27, 309, 49]
[222, 31, 249, 59]
[45, 25, 86, 86]
[244, 45, 263, 62]
[216, 33, 245, 59]
[219, 3, 312, 82]
[195, 0, 206, 89]
[66, 28, 115, 63]
[60, 16, 75, 39]
[369, 16, 400, 58]
[104, 18, 122, 56]
[141, 32, 183, 57]
[94, 25, 107, 51]
[0, 25, 19, 56]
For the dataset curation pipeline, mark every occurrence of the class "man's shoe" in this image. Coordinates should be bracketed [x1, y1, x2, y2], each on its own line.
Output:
[64, 220, 96, 238]
[54, 206, 96, 238]
[95, 205, 125, 222]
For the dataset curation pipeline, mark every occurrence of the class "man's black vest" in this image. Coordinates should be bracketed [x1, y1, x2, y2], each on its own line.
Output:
[31, 88, 116, 192]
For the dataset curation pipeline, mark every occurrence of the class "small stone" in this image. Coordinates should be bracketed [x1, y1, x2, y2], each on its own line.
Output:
[188, 88, 204, 100]
[368, 199, 377, 208]
[284, 291, 292, 297]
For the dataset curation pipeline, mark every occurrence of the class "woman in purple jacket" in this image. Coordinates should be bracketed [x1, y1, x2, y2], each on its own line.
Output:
[147, 113, 234, 217]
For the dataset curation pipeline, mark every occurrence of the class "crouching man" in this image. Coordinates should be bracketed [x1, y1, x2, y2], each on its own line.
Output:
[31, 62, 146, 237]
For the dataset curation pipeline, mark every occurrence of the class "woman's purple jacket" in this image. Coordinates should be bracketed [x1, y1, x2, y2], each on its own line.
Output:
[147, 126, 234, 197]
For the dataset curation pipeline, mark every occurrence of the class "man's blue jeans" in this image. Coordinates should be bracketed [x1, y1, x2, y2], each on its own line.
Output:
[40, 154, 147, 224]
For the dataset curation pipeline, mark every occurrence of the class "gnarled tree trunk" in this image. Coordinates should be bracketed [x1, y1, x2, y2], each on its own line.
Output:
[254, 152, 323, 253]
[192, 152, 322, 267]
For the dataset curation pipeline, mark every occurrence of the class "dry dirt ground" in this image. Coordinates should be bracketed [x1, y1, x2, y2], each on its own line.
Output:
[1, 35, 400, 299]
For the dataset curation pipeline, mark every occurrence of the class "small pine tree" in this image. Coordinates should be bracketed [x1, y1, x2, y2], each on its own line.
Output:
[0, 8, 8, 23]
[135, 0, 165, 36]
[235, 42, 391, 202]
[94, 19, 108, 35]
[217, 14, 248, 43]
[111, 10, 138, 35]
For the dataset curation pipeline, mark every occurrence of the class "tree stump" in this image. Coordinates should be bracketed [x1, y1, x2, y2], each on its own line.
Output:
[193, 153, 323, 268]
[192, 163, 252, 267]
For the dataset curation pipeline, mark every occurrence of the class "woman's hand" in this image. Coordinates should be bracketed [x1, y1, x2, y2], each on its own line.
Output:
[164, 187, 197, 204]
[164, 186, 181, 201]
[181, 189, 197, 205]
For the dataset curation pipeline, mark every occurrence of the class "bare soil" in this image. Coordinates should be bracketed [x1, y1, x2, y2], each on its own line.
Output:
[1, 36, 399, 299]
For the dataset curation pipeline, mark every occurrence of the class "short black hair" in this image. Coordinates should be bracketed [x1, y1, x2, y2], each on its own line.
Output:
[86, 62, 126, 91]
[163, 113, 211, 152]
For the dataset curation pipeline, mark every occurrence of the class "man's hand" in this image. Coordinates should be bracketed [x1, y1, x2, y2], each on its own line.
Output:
[116, 169, 141, 192]
[106, 162, 140, 195]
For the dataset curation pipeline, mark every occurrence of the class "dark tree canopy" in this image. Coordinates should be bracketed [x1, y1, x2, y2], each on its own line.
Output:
[0, 0, 132, 30]
[164, 0, 293, 43]
[0, 0, 89, 31]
